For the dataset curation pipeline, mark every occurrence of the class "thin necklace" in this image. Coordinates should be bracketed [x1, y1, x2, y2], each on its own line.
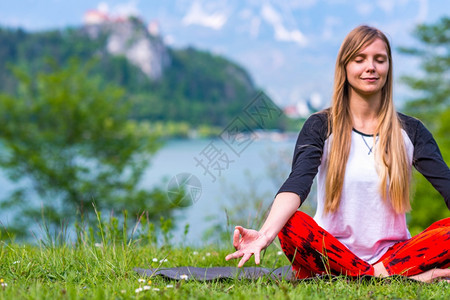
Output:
[361, 135, 378, 155]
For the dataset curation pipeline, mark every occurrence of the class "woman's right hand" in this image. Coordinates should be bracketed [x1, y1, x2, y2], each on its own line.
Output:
[224, 225, 272, 268]
[225, 193, 300, 268]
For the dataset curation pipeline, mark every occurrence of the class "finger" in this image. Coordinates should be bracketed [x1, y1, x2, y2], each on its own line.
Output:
[233, 226, 247, 249]
[254, 250, 261, 265]
[238, 253, 252, 268]
[225, 250, 243, 261]
[232, 228, 240, 249]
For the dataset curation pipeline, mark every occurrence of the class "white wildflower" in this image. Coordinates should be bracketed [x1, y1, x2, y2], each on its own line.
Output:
[152, 258, 158, 262]
[138, 278, 146, 283]
[166, 284, 174, 288]
[159, 258, 168, 263]
[206, 252, 211, 256]
[193, 251, 199, 255]
[153, 288, 160, 291]
[143, 285, 151, 290]
[180, 274, 189, 280]
[135, 287, 143, 293]
[277, 251, 283, 256]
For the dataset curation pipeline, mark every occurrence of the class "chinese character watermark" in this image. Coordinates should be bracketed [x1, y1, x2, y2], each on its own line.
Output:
[219, 116, 255, 157]
[244, 91, 283, 128]
[193, 141, 235, 182]
[194, 91, 281, 183]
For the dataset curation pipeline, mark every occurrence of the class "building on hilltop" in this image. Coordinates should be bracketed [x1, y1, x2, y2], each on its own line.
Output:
[83, 10, 110, 25]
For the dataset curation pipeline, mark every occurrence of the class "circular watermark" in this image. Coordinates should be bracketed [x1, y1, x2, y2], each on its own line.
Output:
[167, 173, 202, 207]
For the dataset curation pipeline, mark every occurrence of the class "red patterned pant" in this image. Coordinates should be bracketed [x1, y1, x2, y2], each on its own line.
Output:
[278, 211, 450, 279]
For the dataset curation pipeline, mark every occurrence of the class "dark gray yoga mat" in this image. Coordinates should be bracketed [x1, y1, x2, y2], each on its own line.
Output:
[134, 265, 295, 281]
[134, 266, 421, 283]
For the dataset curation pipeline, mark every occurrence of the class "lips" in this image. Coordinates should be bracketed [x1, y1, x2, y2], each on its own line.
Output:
[361, 77, 379, 82]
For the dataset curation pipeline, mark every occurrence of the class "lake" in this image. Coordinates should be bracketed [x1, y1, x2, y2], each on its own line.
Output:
[0, 132, 300, 245]
[141, 133, 298, 245]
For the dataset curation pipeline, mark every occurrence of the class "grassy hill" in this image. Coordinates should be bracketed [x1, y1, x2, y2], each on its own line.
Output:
[0, 22, 287, 134]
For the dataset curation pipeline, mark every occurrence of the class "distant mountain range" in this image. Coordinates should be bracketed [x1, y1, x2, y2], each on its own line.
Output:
[0, 16, 288, 132]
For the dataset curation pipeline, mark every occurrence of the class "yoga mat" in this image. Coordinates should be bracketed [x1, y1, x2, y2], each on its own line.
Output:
[134, 265, 295, 281]
[134, 266, 419, 283]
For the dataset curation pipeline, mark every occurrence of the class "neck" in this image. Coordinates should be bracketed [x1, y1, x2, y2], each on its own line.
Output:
[349, 89, 381, 134]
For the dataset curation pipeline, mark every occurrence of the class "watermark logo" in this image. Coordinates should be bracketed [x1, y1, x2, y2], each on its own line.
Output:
[167, 173, 202, 207]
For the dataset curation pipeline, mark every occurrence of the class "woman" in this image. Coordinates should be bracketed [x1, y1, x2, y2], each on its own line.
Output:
[225, 25, 450, 282]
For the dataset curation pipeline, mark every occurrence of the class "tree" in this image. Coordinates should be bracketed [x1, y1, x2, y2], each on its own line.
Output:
[399, 17, 450, 233]
[0, 60, 179, 238]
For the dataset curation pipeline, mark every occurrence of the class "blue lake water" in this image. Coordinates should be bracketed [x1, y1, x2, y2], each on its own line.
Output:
[0, 134, 300, 245]
[140, 135, 297, 244]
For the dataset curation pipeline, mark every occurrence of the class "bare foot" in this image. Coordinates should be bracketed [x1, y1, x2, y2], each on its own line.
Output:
[373, 262, 389, 277]
[409, 269, 450, 283]
[373, 262, 450, 283]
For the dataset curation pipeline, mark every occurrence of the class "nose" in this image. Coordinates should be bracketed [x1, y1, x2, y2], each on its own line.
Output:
[366, 60, 376, 73]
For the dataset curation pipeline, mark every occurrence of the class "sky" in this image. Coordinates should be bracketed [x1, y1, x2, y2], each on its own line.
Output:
[1, 0, 449, 113]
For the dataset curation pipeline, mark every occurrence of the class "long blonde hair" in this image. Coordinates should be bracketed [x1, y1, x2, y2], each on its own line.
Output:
[325, 25, 411, 214]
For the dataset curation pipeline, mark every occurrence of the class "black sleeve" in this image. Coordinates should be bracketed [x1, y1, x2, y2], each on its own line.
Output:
[410, 119, 450, 209]
[277, 112, 328, 205]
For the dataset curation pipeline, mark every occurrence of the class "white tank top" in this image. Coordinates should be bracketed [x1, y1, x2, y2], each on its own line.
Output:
[314, 129, 414, 264]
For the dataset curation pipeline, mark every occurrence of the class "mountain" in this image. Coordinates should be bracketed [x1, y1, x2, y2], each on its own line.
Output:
[0, 17, 286, 132]
[82, 16, 169, 80]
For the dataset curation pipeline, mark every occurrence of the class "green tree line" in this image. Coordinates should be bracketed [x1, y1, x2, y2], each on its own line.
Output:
[0, 25, 286, 133]
[400, 17, 450, 233]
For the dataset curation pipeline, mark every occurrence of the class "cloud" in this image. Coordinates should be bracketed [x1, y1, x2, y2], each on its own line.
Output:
[249, 17, 261, 38]
[324, 0, 350, 4]
[237, 8, 261, 38]
[415, 0, 428, 23]
[164, 34, 175, 45]
[356, 3, 374, 16]
[182, 1, 228, 30]
[377, 0, 395, 14]
[285, 0, 318, 10]
[97, 2, 109, 14]
[112, 0, 141, 18]
[322, 16, 342, 41]
[238, 8, 252, 20]
[270, 49, 286, 69]
[260, 3, 307, 47]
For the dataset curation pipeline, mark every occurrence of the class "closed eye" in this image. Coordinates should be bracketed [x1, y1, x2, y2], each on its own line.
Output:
[375, 54, 387, 63]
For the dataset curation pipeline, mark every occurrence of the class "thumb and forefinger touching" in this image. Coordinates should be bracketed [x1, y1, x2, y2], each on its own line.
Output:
[232, 226, 244, 249]
[225, 226, 261, 267]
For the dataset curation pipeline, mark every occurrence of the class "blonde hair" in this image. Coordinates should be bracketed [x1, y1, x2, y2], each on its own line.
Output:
[325, 25, 411, 214]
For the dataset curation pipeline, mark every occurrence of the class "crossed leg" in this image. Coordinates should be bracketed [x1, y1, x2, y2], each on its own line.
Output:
[278, 211, 450, 282]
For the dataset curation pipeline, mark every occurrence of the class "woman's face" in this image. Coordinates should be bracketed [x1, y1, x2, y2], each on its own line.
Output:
[345, 38, 389, 98]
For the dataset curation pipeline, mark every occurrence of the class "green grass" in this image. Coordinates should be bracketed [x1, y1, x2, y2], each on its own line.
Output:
[0, 215, 448, 299]
[1, 242, 449, 299]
